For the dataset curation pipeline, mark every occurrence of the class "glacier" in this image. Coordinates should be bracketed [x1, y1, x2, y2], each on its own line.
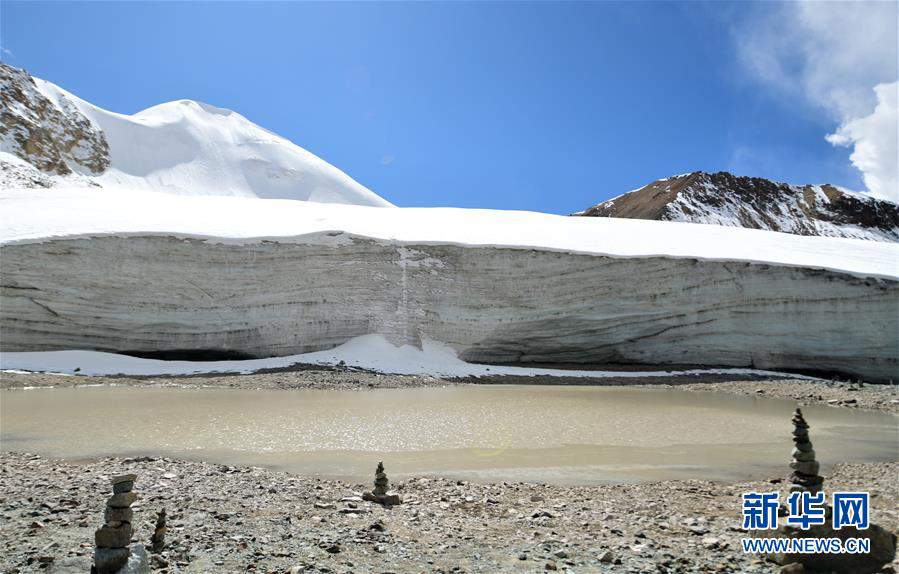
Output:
[2, 189, 897, 382]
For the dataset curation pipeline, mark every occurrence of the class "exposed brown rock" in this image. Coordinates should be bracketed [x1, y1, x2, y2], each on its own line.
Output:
[0, 62, 109, 177]
[107, 491, 138, 508]
[576, 171, 898, 242]
[94, 522, 132, 549]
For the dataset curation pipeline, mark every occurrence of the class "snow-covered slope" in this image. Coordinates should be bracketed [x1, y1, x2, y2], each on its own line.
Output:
[0, 63, 393, 207]
[0, 152, 57, 189]
[2, 188, 896, 279]
[577, 171, 899, 242]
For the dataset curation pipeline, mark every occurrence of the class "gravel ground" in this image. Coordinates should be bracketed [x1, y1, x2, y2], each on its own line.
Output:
[0, 453, 896, 574]
[3, 368, 898, 413]
[2, 369, 897, 572]
[0, 368, 441, 392]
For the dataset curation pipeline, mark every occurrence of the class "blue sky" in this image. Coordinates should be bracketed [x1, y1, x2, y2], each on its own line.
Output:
[0, 1, 883, 211]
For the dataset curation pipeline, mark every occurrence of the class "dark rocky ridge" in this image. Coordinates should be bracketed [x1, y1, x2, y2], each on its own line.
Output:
[577, 171, 899, 242]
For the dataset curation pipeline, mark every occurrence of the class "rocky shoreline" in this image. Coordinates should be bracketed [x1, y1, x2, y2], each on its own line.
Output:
[2, 368, 898, 414]
[0, 452, 896, 574]
[674, 379, 899, 415]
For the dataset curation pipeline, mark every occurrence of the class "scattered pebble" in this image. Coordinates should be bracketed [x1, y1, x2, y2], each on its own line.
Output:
[0, 452, 895, 573]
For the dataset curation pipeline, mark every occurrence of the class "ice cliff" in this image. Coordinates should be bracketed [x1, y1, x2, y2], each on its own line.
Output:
[2, 190, 896, 382]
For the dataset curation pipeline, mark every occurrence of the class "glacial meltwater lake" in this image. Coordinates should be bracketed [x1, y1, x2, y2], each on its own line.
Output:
[1, 385, 896, 484]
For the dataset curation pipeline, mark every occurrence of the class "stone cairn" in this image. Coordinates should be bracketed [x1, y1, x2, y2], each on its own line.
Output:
[93, 473, 138, 574]
[150, 509, 166, 553]
[760, 408, 898, 573]
[362, 461, 402, 506]
[788, 408, 823, 494]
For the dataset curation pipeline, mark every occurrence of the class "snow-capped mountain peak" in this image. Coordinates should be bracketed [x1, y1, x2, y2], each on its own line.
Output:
[0, 63, 393, 207]
[576, 171, 898, 242]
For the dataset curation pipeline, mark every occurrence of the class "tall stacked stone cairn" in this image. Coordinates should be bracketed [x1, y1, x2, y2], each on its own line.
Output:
[362, 462, 402, 506]
[93, 474, 137, 574]
[788, 408, 823, 495]
[759, 408, 896, 573]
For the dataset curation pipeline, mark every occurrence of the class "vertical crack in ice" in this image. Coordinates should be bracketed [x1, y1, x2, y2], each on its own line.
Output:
[398, 246, 410, 345]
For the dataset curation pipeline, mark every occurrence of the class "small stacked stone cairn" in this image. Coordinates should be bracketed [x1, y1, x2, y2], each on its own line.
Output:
[93, 474, 137, 574]
[788, 408, 823, 494]
[150, 509, 166, 553]
[362, 461, 401, 506]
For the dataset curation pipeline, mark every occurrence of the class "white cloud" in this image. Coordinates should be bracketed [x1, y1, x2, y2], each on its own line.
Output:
[826, 82, 898, 202]
[380, 154, 395, 166]
[733, 1, 898, 201]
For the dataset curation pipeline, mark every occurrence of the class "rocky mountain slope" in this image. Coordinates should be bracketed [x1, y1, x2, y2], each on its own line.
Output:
[576, 171, 899, 242]
[0, 62, 392, 206]
[0, 63, 109, 179]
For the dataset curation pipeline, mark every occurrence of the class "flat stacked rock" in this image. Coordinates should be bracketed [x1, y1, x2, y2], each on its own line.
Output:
[362, 462, 401, 506]
[93, 474, 137, 574]
[788, 408, 823, 494]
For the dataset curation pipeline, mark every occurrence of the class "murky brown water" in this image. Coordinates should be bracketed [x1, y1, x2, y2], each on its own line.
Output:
[1, 385, 896, 484]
